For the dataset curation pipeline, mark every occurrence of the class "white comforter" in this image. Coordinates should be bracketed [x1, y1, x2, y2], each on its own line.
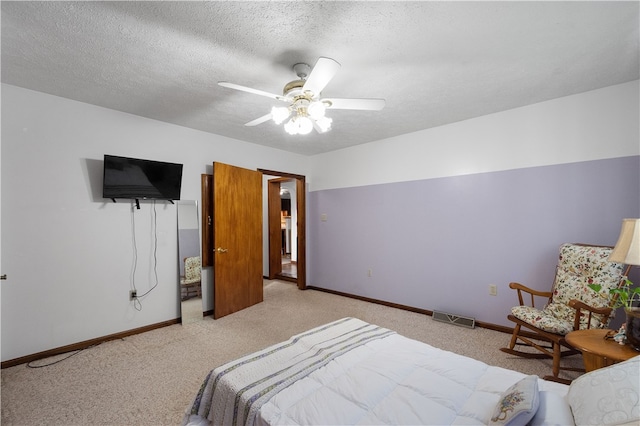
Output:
[184, 318, 567, 426]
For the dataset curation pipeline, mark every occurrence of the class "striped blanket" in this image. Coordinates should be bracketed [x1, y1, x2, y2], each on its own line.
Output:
[184, 317, 395, 426]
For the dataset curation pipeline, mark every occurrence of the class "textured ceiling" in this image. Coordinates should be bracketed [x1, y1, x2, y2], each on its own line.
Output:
[2, 1, 638, 155]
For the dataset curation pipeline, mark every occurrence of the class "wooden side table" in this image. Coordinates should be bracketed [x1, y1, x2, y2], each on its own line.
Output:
[566, 328, 639, 372]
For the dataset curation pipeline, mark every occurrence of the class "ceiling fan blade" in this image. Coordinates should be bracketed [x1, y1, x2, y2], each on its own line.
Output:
[245, 113, 272, 127]
[302, 57, 341, 96]
[219, 82, 288, 102]
[324, 98, 386, 111]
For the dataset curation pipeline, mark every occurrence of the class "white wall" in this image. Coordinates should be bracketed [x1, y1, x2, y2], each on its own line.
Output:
[309, 80, 640, 191]
[0, 84, 310, 362]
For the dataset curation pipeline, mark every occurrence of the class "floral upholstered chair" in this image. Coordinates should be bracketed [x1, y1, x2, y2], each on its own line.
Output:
[501, 243, 629, 382]
[181, 256, 201, 300]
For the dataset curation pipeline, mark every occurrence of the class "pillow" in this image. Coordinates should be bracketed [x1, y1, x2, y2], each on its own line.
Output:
[528, 391, 575, 426]
[489, 375, 540, 425]
[567, 356, 640, 426]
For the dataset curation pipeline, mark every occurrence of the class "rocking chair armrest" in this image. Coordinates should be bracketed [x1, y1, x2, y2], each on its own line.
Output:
[509, 282, 553, 307]
[568, 299, 612, 316]
[568, 299, 613, 330]
[508, 282, 553, 298]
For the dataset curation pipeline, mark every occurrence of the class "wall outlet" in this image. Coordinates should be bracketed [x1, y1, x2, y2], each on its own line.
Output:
[489, 284, 497, 296]
[367, 269, 373, 277]
[130, 290, 137, 300]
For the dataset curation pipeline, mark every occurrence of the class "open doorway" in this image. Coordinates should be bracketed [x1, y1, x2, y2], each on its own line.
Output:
[261, 169, 306, 290]
[279, 181, 296, 280]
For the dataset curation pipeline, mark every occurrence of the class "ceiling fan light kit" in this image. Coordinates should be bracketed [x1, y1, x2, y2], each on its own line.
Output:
[284, 114, 314, 135]
[218, 57, 385, 136]
[308, 101, 326, 120]
[275, 96, 332, 135]
[271, 106, 290, 125]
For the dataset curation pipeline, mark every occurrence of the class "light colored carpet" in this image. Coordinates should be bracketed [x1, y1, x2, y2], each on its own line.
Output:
[1, 280, 583, 426]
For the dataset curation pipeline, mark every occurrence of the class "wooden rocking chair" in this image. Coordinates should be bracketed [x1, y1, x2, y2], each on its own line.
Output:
[500, 243, 630, 383]
[181, 256, 202, 300]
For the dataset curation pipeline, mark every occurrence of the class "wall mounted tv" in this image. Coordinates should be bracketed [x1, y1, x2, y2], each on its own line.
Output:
[103, 155, 183, 202]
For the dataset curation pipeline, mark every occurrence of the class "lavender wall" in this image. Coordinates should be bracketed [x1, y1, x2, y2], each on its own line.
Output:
[308, 156, 640, 327]
[178, 229, 199, 276]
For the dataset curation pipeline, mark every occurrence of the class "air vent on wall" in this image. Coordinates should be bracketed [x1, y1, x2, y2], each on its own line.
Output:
[432, 310, 476, 329]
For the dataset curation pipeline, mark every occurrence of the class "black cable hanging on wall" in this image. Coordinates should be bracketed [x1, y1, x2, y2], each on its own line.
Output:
[130, 200, 160, 311]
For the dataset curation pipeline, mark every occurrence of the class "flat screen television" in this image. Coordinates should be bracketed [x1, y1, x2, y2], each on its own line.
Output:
[103, 155, 183, 201]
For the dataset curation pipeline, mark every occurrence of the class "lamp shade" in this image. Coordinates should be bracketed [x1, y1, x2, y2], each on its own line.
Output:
[271, 106, 290, 125]
[609, 218, 640, 266]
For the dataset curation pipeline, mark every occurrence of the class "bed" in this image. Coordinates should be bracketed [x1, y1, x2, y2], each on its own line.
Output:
[183, 317, 639, 426]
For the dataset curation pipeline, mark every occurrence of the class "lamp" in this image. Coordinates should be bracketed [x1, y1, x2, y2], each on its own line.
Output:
[314, 116, 333, 133]
[608, 218, 640, 350]
[272, 95, 332, 135]
[609, 218, 640, 265]
[307, 100, 326, 120]
[271, 106, 290, 125]
[284, 114, 313, 135]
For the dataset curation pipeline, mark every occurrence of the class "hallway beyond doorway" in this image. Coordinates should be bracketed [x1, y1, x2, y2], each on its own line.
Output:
[280, 254, 297, 279]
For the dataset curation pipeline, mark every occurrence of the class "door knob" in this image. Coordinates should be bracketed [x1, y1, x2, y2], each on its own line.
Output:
[0, 274, 6, 280]
[216, 247, 228, 253]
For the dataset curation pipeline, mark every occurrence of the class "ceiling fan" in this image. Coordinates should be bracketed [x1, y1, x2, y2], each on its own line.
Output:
[218, 57, 385, 135]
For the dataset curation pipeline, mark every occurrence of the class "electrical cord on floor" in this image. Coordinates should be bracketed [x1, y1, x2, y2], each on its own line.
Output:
[26, 343, 101, 368]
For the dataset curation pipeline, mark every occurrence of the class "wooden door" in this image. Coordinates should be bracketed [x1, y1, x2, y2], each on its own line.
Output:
[268, 178, 284, 279]
[295, 177, 306, 289]
[200, 174, 213, 267]
[213, 162, 263, 319]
